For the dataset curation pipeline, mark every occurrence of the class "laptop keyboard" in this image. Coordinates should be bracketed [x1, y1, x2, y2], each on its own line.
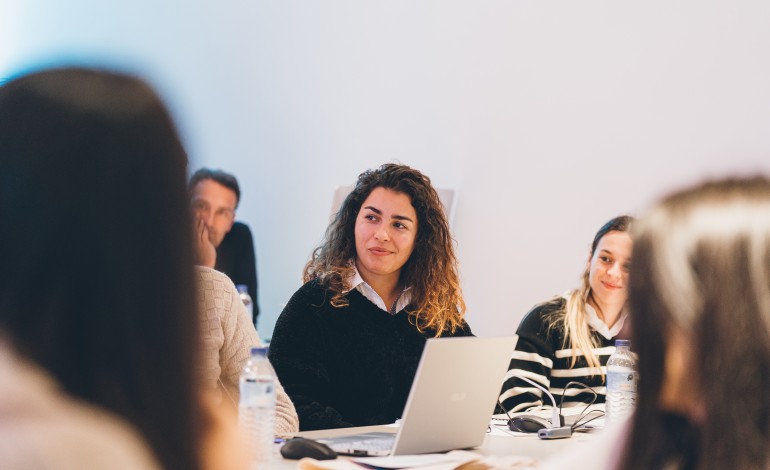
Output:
[324, 435, 395, 456]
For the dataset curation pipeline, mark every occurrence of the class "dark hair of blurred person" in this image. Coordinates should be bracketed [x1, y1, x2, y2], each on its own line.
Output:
[0, 67, 203, 470]
[189, 168, 242, 207]
[620, 176, 770, 470]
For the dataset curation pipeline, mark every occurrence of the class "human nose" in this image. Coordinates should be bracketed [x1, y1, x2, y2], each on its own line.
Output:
[607, 262, 622, 278]
[374, 224, 390, 242]
[195, 207, 213, 226]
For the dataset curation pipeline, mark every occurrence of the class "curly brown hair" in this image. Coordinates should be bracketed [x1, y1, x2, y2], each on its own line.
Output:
[304, 163, 465, 336]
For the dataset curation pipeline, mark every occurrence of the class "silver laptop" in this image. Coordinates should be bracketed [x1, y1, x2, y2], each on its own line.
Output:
[318, 336, 517, 456]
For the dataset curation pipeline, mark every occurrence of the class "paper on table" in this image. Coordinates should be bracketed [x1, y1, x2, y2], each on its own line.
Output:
[488, 422, 531, 437]
[296, 457, 365, 470]
[354, 450, 537, 470]
[293, 453, 474, 470]
[297, 450, 538, 470]
[352, 451, 478, 469]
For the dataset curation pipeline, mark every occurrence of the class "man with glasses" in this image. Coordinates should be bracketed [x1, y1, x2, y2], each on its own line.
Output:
[189, 168, 259, 325]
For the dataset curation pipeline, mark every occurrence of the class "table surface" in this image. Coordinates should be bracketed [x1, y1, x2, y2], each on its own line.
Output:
[271, 423, 596, 469]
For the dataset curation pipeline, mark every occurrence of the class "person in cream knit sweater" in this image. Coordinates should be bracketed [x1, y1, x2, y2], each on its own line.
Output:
[196, 266, 299, 436]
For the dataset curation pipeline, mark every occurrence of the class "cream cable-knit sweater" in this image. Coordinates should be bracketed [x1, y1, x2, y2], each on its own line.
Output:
[196, 266, 299, 436]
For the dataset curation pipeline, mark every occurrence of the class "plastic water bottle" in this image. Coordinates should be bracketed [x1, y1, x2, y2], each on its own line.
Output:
[606, 339, 638, 425]
[236, 284, 253, 320]
[239, 347, 276, 468]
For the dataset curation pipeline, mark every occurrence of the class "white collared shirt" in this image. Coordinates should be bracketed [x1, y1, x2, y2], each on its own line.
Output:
[346, 262, 412, 314]
[585, 301, 627, 340]
[559, 292, 628, 339]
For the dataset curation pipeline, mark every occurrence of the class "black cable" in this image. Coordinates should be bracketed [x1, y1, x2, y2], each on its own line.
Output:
[559, 381, 602, 431]
[495, 399, 512, 419]
[560, 380, 598, 413]
[571, 410, 605, 431]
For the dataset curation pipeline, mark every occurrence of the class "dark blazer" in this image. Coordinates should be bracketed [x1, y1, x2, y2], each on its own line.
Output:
[215, 221, 259, 324]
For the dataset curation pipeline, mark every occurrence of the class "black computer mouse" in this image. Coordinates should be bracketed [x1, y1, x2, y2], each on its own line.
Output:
[508, 414, 552, 433]
[280, 437, 338, 460]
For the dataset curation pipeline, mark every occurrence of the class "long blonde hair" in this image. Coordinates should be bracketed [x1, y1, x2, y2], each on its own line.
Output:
[555, 215, 633, 373]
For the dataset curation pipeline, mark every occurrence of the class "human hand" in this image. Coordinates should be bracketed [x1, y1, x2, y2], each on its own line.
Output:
[194, 216, 217, 268]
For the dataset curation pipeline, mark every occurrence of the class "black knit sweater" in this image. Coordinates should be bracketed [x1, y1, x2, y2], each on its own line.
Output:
[268, 279, 473, 431]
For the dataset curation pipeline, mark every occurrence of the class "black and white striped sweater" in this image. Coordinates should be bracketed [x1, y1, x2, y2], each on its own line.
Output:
[499, 297, 621, 413]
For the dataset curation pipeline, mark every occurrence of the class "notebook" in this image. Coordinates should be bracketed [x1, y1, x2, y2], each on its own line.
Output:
[318, 335, 517, 456]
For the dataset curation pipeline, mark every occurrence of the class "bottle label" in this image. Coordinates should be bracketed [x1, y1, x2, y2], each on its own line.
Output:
[607, 368, 637, 393]
[239, 376, 276, 407]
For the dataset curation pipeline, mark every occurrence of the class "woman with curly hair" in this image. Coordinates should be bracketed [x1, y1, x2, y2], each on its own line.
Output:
[269, 163, 473, 430]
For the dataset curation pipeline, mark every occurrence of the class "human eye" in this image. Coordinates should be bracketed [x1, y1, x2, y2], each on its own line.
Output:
[192, 201, 209, 212]
[215, 208, 234, 219]
[363, 213, 378, 222]
[599, 255, 612, 264]
[393, 221, 407, 229]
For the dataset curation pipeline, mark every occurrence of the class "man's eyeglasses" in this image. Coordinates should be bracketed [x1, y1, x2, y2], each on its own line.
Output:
[191, 200, 235, 221]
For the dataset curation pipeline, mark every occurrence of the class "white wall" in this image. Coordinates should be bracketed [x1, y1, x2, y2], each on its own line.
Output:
[5, 1, 770, 339]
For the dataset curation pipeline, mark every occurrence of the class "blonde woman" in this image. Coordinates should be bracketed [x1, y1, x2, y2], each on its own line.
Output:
[499, 215, 633, 412]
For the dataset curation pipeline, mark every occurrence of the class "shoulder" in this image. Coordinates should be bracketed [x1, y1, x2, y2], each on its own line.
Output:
[218, 222, 254, 258]
[517, 297, 566, 334]
[196, 264, 232, 283]
[291, 278, 327, 297]
[437, 317, 474, 337]
[227, 221, 253, 240]
[195, 266, 240, 319]
[456, 319, 474, 336]
[282, 279, 336, 314]
[195, 266, 239, 301]
[0, 346, 161, 469]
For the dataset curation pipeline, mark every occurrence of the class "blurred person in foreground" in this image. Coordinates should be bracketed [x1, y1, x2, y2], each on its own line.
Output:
[542, 176, 770, 470]
[0, 67, 246, 469]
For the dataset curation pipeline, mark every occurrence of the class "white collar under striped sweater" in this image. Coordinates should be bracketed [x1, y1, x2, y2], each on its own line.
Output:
[346, 262, 412, 314]
[559, 292, 628, 339]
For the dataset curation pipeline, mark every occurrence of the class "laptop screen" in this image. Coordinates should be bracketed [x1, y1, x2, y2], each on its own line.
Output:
[319, 336, 517, 456]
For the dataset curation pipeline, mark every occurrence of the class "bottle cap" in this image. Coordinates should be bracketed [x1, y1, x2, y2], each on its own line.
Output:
[250, 346, 269, 356]
[615, 339, 631, 348]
